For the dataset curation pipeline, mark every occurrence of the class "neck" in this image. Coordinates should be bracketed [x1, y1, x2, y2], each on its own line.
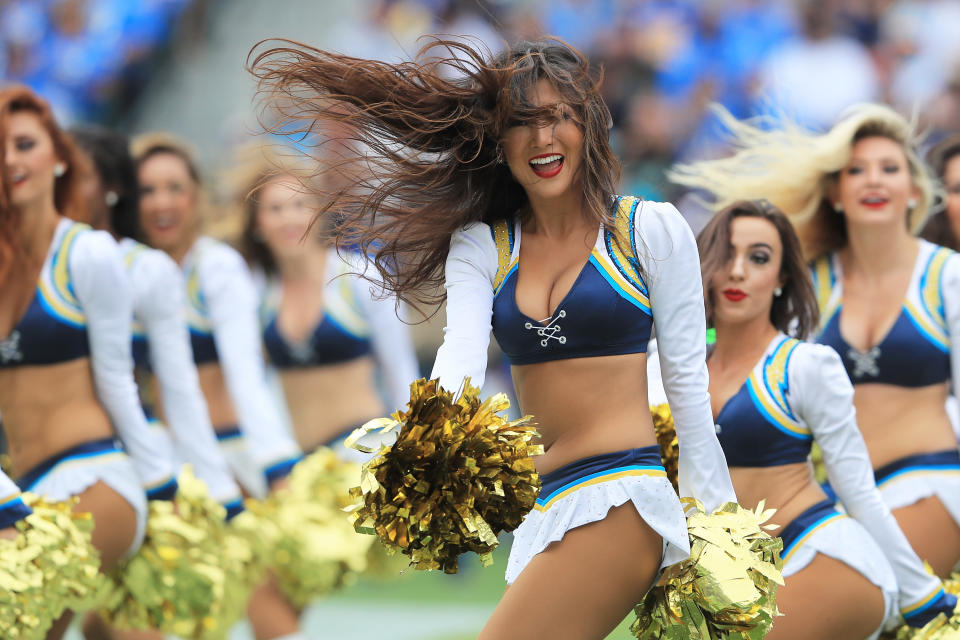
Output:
[842, 222, 916, 276]
[524, 189, 589, 238]
[711, 315, 779, 367]
[167, 232, 198, 265]
[17, 198, 60, 262]
[277, 243, 328, 282]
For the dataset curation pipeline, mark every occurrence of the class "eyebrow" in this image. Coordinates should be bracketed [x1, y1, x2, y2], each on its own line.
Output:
[746, 242, 773, 250]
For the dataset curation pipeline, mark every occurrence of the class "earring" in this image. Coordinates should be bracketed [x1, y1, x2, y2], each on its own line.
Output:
[774, 287, 783, 297]
[907, 197, 917, 210]
[833, 202, 844, 213]
[53, 163, 66, 178]
[104, 191, 119, 207]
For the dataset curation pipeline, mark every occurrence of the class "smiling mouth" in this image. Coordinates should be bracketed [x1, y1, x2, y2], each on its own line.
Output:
[722, 289, 747, 302]
[529, 153, 564, 178]
[860, 196, 890, 208]
[10, 173, 26, 186]
[150, 216, 178, 231]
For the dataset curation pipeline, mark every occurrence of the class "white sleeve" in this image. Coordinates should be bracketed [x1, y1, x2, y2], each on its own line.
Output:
[199, 244, 302, 481]
[0, 471, 31, 529]
[429, 223, 497, 392]
[639, 201, 736, 512]
[943, 253, 960, 394]
[71, 231, 178, 492]
[136, 250, 243, 505]
[349, 256, 420, 412]
[791, 343, 946, 615]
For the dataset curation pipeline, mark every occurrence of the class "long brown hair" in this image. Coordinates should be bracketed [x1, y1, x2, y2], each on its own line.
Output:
[697, 200, 819, 339]
[0, 85, 88, 282]
[920, 135, 960, 250]
[248, 37, 620, 311]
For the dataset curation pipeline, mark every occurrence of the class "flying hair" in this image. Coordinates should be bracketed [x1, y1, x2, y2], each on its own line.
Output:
[670, 103, 936, 260]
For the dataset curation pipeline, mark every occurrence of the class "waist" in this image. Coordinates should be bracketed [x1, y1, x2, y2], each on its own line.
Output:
[537, 446, 666, 510]
[874, 449, 960, 486]
[279, 359, 383, 444]
[16, 437, 124, 491]
[778, 499, 846, 563]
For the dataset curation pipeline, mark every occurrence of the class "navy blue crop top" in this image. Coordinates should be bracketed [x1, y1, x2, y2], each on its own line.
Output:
[260, 267, 372, 369]
[0, 221, 90, 368]
[490, 196, 653, 365]
[714, 335, 812, 467]
[812, 242, 955, 388]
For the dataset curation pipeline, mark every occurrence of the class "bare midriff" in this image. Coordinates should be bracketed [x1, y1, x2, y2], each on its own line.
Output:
[853, 382, 955, 470]
[511, 352, 656, 475]
[730, 463, 829, 532]
[0, 357, 115, 476]
[278, 356, 383, 451]
[196, 363, 238, 432]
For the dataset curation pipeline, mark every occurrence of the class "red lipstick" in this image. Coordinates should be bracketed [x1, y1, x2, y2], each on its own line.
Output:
[722, 289, 747, 302]
[529, 153, 564, 179]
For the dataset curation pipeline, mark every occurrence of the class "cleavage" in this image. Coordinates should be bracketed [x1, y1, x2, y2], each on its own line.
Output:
[513, 227, 597, 321]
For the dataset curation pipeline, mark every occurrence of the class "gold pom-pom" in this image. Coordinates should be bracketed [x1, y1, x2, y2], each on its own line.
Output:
[651, 403, 679, 492]
[246, 448, 376, 609]
[632, 499, 784, 640]
[346, 378, 542, 573]
[0, 495, 107, 639]
[99, 468, 253, 638]
[881, 571, 960, 639]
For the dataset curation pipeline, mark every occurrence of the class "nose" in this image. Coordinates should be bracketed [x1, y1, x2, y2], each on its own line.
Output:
[729, 254, 746, 281]
[531, 121, 554, 148]
[865, 164, 885, 185]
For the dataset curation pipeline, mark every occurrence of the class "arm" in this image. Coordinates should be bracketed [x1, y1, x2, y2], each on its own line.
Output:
[199, 243, 302, 485]
[943, 253, 960, 396]
[793, 344, 951, 624]
[71, 230, 179, 495]
[137, 250, 243, 507]
[0, 471, 31, 529]
[349, 253, 420, 411]
[639, 201, 736, 512]
[429, 223, 497, 392]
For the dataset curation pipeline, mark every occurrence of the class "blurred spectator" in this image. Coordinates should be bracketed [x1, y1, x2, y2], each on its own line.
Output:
[755, 0, 879, 129]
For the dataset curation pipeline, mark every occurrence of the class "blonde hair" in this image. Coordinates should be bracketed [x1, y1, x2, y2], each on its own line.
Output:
[669, 103, 937, 259]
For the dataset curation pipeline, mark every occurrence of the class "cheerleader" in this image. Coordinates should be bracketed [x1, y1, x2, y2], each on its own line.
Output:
[132, 135, 305, 640]
[240, 156, 418, 461]
[249, 38, 736, 639]
[920, 135, 960, 251]
[71, 125, 244, 516]
[0, 86, 154, 638]
[696, 200, 954, 639]
[671, 104, 960, 577]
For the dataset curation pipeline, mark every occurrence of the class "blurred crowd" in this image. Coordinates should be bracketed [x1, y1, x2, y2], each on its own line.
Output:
[0, 0, 197, 123]
[5, 0, 960, 214]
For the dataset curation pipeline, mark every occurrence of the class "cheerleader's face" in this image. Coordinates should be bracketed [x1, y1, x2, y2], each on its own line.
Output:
[5, 111, 61, 211]
[138, 152, 198, 254]
[501, 79, 584, 206]
[943, 155, 960, 240]
[835, 136, 919, 229]
[255, 176, 319, 261]
[710, 216, 783, 327]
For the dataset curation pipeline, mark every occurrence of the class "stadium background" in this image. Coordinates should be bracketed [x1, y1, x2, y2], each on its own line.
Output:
[4, 0, 959, 637]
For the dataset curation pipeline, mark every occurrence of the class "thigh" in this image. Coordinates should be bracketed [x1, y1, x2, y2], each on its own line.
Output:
[892, 496, 960, 578]
[768, 554, 885, 640]
[480, 503, 663, 640]
[74, 480, 138, 572]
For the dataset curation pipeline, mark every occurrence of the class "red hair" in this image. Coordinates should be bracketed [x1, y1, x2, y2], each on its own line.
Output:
[0, 85, 88, 282]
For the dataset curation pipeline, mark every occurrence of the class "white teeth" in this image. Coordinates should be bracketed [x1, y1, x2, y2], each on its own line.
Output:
[530, 154, 562, 166]
[863, 197, 887, 203]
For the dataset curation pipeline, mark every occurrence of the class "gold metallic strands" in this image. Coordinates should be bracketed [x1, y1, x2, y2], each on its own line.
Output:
[346, 378, 542, 573]
[632, 499, 784, 640]
[881, 571, 960, 639]
[0, 495, 106, 639]
[651, 404, 679, 493]
[99, 468, 252, 639]
[246, 448, 376, 608]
